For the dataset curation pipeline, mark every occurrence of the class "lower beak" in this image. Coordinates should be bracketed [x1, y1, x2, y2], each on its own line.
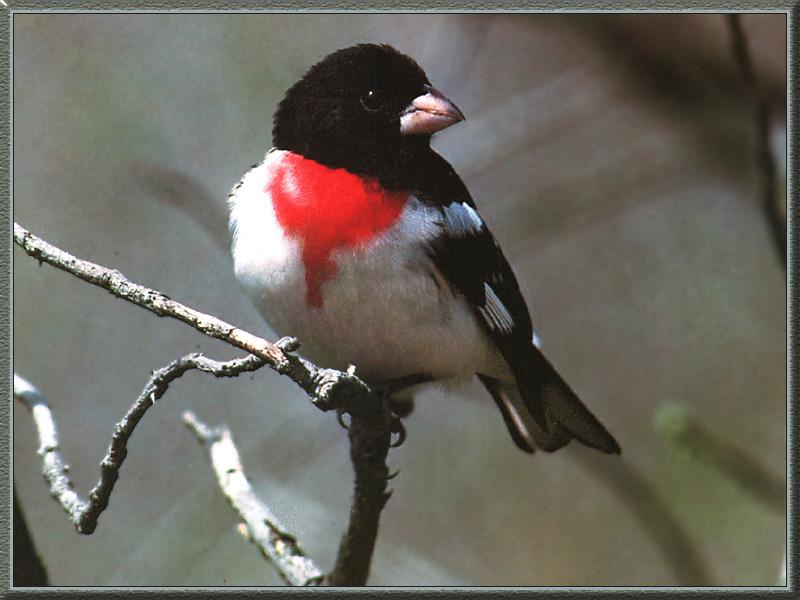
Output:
[399, 85, 465, 136]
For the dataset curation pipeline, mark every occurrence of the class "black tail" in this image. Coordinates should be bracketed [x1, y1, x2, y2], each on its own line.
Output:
[480, 348, 620, 454]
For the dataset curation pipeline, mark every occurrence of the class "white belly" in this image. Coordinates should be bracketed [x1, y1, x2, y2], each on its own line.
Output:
[229, 152, 502, 382]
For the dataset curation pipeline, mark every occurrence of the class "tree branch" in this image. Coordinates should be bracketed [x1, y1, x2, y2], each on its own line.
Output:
[14, 222, 399, 585]
[327, 396, 395, 586]
[13, 355, 265, 534]
[14, 222, 308, 390]
[182, 411, 324, 586]
[14, 221, 383, 412]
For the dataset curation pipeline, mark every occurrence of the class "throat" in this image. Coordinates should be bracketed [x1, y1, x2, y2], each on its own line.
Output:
[267, 151, 409, 308]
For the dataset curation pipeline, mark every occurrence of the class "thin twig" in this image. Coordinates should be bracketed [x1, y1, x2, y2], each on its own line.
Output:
[14, 222, 305, 387]
[183, 411, 324, 586]
[14, 355, 264, 534]
[727, 14, 785, 268]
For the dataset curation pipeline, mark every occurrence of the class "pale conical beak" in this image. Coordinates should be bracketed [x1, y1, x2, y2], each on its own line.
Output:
[399, 84, 465, 136]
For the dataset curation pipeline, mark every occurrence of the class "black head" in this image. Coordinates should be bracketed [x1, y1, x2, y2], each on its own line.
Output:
[272, 44, 464, 189]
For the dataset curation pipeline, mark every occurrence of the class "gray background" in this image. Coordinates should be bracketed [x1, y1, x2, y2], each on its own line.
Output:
[12, 13, 787, 586]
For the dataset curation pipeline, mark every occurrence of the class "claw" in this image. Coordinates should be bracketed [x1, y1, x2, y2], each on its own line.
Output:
[389, 396, 414, 418]
[336, 409, 350, 430]
[390, 420, 407, 448]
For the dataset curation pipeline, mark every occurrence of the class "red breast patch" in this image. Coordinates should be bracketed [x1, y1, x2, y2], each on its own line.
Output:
[267, 151, 408, 308]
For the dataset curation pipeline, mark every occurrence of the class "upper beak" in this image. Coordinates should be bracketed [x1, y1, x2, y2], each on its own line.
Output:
[399, 84, 465, 136]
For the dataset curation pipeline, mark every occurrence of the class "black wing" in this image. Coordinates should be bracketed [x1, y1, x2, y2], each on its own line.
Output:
[425, 197, 537, 362]
[413, 157, 547, 428]
[415, 153, 620, 455]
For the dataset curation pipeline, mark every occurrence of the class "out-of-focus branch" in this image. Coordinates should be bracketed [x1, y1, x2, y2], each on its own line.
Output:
[726, 16, 786, 587]
[656, 403, 784, 514]
[574, 451, 710, 585]
[13, 487, 49, 586]
[727, 14, 785, 269]
[183, 411, 324, 586]
[14, 356, 264, 534]
[134, 163, 230, 252]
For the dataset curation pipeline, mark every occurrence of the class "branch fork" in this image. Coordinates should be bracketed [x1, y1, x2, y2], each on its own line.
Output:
[14, 222, 403, 586]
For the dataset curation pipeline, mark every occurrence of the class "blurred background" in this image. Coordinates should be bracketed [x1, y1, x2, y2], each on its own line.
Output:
[12, 13, 786, 586]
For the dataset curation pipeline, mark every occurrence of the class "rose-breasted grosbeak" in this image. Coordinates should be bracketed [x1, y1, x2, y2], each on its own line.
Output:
[229, 44, 619, 454]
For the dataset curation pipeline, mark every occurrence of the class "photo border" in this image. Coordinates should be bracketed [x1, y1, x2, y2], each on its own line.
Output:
[1, 1, 796, 598]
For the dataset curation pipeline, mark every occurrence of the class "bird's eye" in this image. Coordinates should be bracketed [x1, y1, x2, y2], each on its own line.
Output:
[360, 90, 384, 112]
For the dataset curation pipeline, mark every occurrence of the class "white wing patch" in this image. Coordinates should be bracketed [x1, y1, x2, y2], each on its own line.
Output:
[532, 331, 542, 349]
[463, 204, 484, 229]
[442, 201, 484, 237]
[480, 282, 515, 335]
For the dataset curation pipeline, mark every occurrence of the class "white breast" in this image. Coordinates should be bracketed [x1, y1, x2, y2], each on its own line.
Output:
[228, 151, 504, 383]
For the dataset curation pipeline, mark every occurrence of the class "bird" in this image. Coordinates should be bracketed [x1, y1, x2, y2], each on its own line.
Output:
[228, 43, 620, 454]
